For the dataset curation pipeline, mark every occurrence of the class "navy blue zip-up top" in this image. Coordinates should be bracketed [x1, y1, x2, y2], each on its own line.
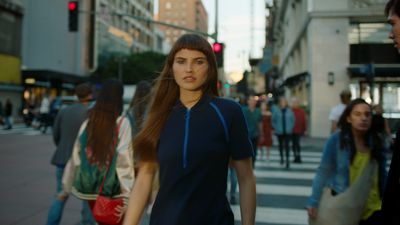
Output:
[150, 95, 254, 225]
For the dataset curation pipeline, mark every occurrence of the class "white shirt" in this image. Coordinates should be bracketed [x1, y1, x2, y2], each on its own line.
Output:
[39, 97, 50, 114]
[329, 103, 346, 122]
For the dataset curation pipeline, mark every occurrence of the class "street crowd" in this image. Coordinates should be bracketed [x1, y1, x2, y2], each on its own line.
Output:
[6, 1, 398, 225]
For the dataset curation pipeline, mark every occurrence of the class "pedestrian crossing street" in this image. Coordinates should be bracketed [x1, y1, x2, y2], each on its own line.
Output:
[232, 148, 323, 225]
[1, 128, 392, 225]
[231, 147, 392, 225]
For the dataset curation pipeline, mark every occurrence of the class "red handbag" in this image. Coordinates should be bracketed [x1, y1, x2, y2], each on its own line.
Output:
[92, 195, 123, 225]
[92, 118, 124, 225]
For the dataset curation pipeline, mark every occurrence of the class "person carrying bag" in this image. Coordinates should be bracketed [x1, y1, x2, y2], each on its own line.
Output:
[61, 79, 135, 225]
[91, 140, 124, 225]
[309, 160, 377, 225]
[306, 99, 388, 225]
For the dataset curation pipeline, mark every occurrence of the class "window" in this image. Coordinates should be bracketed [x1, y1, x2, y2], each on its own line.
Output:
[349, 23, 392, 44]
[383, 84, 400, 115]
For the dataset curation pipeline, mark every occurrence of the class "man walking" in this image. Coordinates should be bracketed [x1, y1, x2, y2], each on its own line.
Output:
[46, 83, 96, 225]
[328, 89, 351, 133]
[291, 98, 307, 163]
[272, 97, 295, 169]
[4, 98, 13, 130]
[242, 95, 263, 165]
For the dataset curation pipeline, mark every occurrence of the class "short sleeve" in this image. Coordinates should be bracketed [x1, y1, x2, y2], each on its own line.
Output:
[229, 105, 254, 160]
[328, 107, 337, 121]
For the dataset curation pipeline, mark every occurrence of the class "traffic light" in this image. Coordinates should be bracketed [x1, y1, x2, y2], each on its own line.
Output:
[213, 42, 224, 68]
[68, 1, 79, 32]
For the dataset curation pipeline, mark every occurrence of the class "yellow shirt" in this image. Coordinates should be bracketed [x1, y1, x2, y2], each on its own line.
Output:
[349, 151, 381, 220]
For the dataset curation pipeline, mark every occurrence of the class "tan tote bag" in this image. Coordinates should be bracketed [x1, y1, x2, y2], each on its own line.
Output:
[309, 160, 377, 225]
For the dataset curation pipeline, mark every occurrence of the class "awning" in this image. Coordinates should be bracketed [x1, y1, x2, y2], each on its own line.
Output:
[22, 69, 89, 83]
[22, 69, 89, 89]
[348, 64, 400, 78]
[282, 72, 309, 87]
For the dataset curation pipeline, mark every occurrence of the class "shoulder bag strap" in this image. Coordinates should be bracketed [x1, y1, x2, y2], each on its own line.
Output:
[97, 117, 124, 195]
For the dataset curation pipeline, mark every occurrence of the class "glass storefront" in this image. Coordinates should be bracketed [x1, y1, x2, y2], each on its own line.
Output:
[348, 22, 391, 44]
[350, 81, 400, 133]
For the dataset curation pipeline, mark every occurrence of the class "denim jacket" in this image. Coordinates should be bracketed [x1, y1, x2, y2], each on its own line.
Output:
[307, 131, 387, 208]
[271, 107, 295, 135]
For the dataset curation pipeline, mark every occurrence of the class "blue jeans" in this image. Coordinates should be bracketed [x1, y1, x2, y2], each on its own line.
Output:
[4, 116, 12, 129]
[46, 166, 96, 225]
[229, 167, 237, 199]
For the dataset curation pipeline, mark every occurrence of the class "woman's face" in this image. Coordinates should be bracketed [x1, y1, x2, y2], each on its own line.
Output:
[279, 98, 288, 108]
[173, 49, 209, 94]
[347, 103, 371, 133]
[374, 105, 383, 115]
[247, 96, 257, 108]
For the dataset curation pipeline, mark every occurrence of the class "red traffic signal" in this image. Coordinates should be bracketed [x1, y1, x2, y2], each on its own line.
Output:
[68, 1, 77, 11]
[213, 42, 222, 53]
[212, 42, 224, 68]
[68, 1, 79, 32]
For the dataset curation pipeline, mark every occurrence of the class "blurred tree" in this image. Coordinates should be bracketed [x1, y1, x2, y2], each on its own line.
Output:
[93, 51, 166, 84]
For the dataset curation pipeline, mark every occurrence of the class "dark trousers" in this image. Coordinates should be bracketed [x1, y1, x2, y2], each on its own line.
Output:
[250, 137, 258, 168]
[277, 134, 290, 168]
[292, 133, 302, 162]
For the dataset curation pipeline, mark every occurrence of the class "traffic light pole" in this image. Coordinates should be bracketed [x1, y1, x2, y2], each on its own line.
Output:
[215, 0, 219, 42]
[78, 10, 217, 41]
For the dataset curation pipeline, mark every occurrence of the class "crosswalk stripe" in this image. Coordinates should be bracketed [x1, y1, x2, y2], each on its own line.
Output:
[255, 161, 319, 170]
[229, 182, 311, 197]
[265, 151, 322, 158]
[231, 148, 320, 225]
[253, 170, 316, 180]
[232, 205, 308, 225]
[261, 156, 322, 163]
[255, 183, 311, 196]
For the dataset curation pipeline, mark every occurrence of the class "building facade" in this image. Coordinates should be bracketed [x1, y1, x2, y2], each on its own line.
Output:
[97, 0, 157, 56]
[157, 0, 208, 44]
[21, 0, 159, 115]
[0, 0, 24, 121]
[266, 0, 399, 138]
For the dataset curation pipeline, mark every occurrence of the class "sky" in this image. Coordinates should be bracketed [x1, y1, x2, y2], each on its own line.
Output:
[202, 0, 266, 75]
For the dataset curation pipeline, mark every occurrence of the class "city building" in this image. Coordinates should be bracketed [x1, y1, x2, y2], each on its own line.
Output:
[265, 0, 399, 138]
[21, 0, 160, 113]
[0, 0, 24, 121]
[157, 0, 208, 44]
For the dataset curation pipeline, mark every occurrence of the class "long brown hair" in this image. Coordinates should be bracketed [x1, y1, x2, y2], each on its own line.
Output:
[87, 79, 123, 166]
[129, 80, 151, 130]
[134, 34, 219, 163]
[337, 98, 383, 163]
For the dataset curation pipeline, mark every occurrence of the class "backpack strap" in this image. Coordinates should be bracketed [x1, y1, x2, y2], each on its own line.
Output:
[98, 117, 124, 195]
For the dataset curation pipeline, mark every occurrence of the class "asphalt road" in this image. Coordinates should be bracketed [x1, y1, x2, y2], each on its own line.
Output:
[0, 127, 327, 225]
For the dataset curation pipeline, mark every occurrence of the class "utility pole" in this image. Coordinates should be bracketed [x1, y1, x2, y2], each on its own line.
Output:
[78, 10, 217, 41]
[250, 0, 254, 58]
[215, 0, 219, 42]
